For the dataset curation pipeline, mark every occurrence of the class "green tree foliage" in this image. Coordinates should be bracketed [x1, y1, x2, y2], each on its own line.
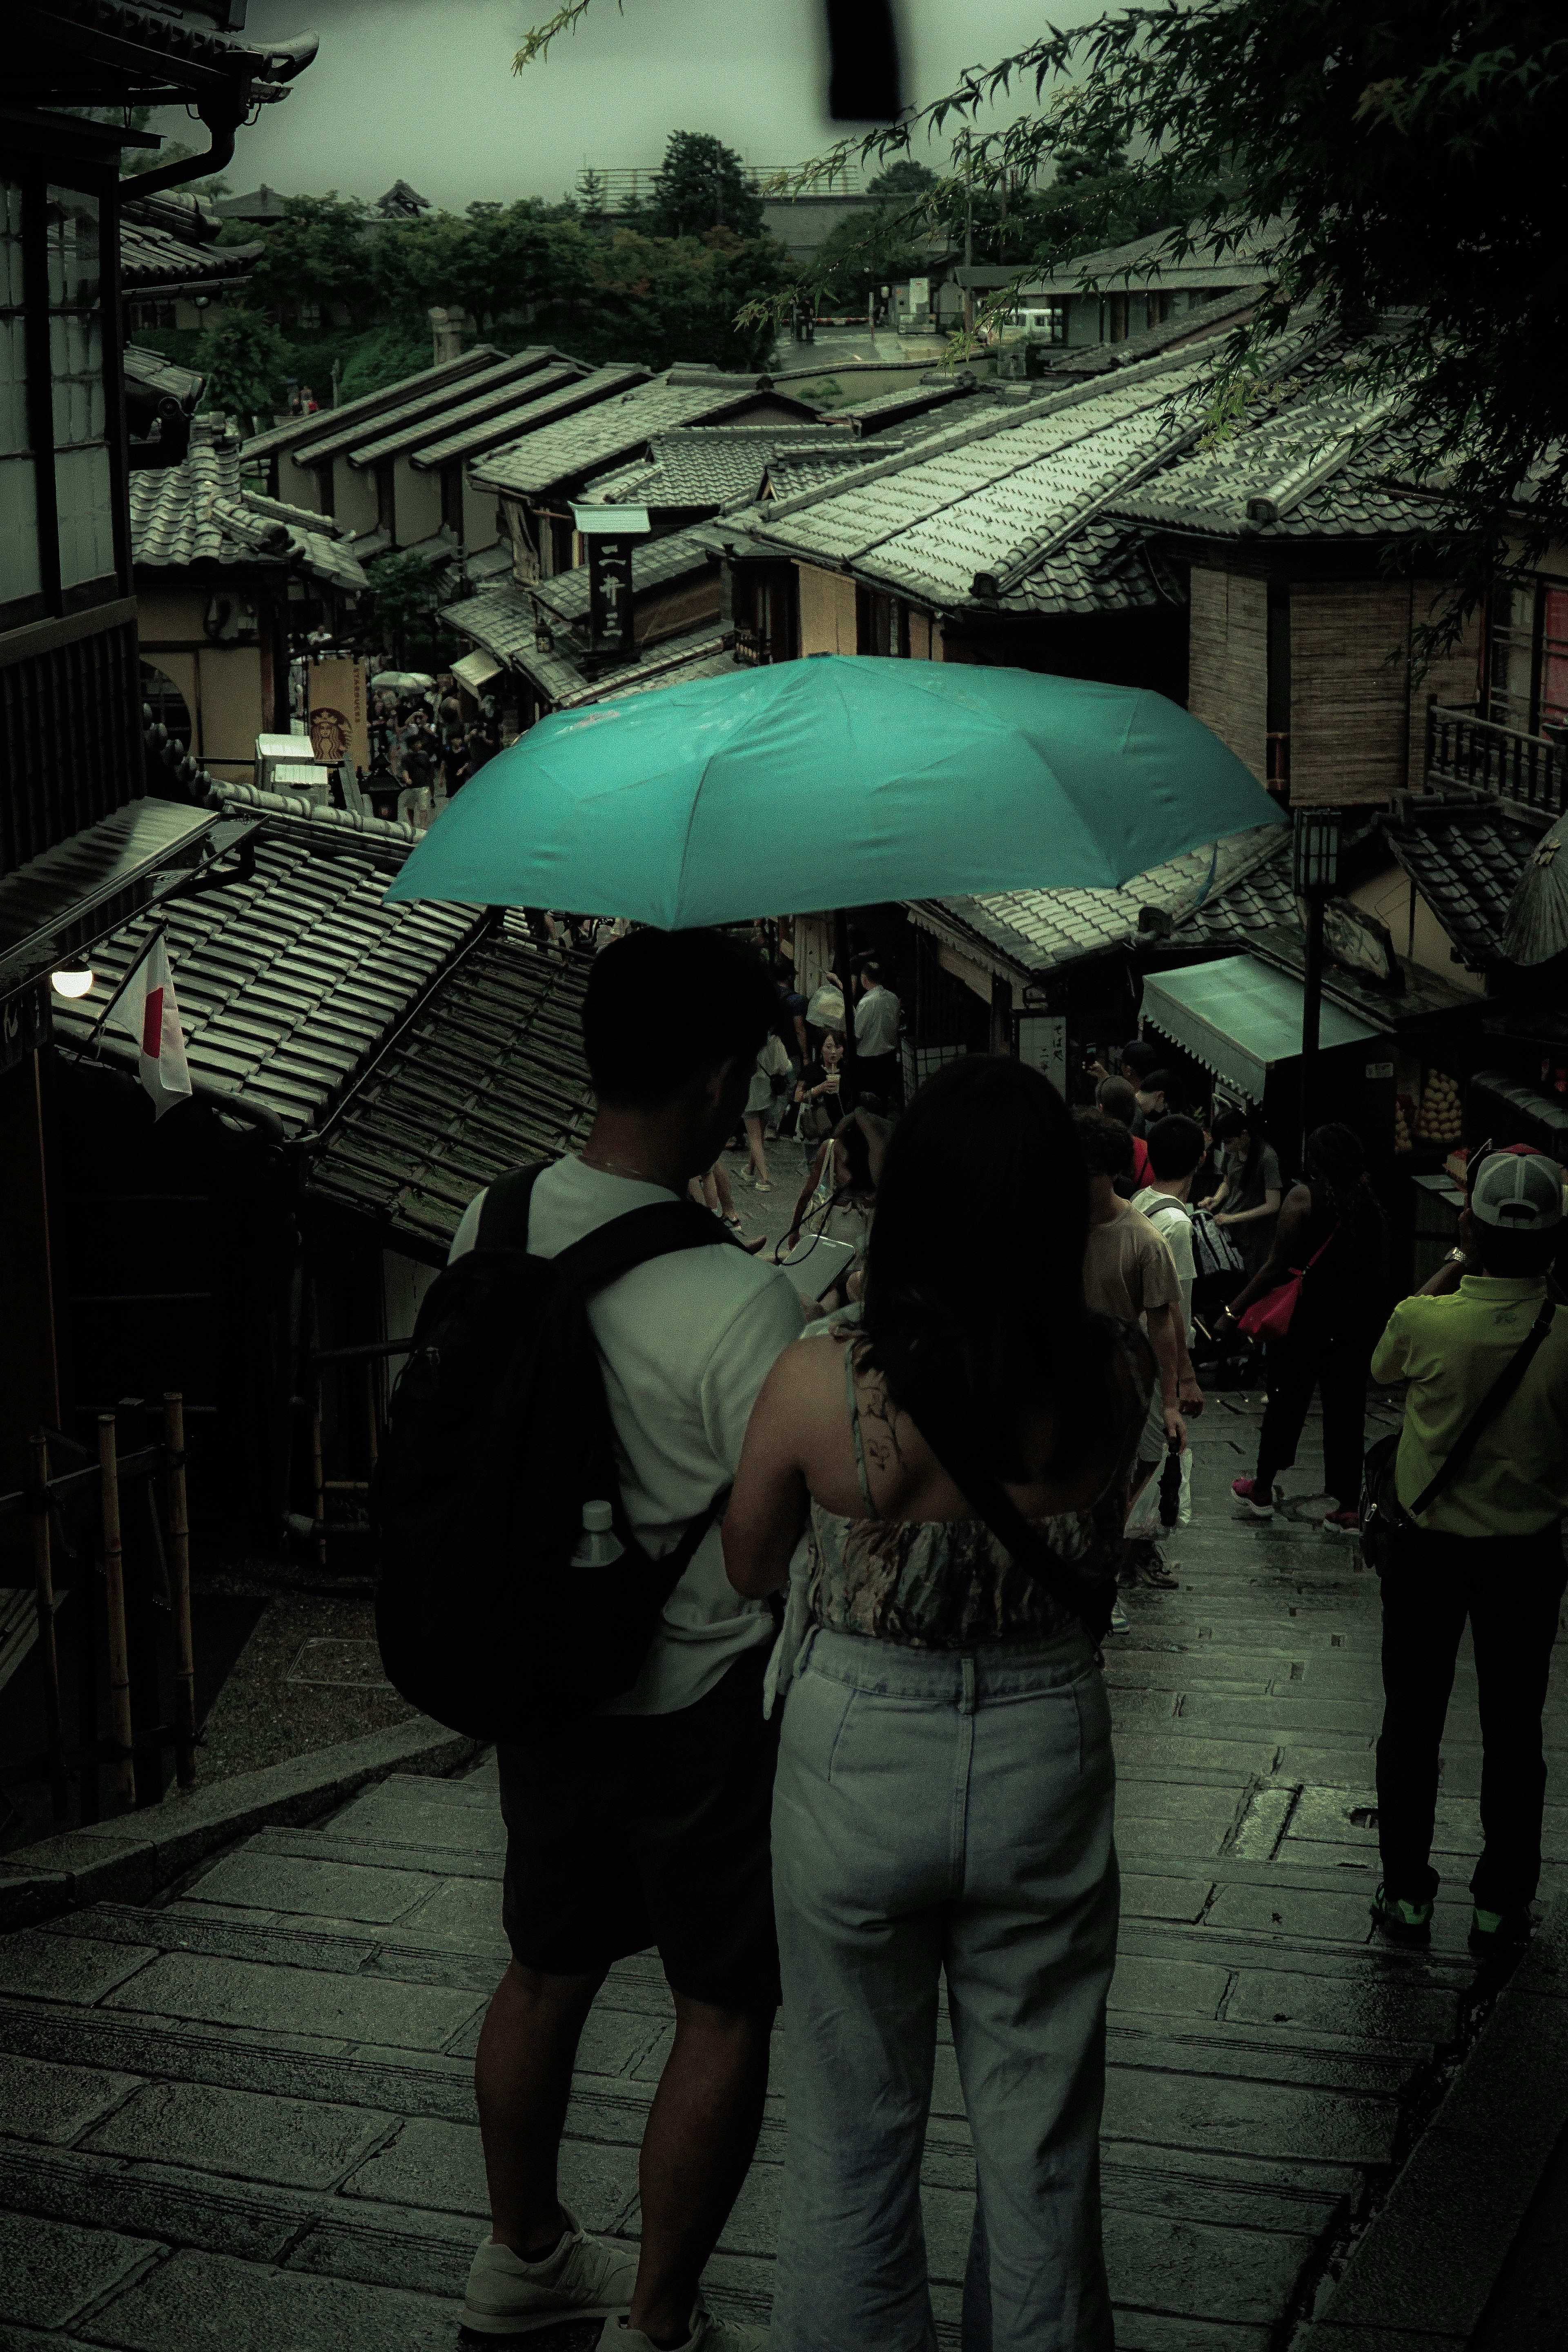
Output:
[648, 132, 765, 240]
[370, 198, 589, 330]
[811, 207, 931, 307]
[864, 159, 938, 199]
[240, 194, 376, 321]
[542, 227, 786, 372]
[807, 0, 1568, 637]
[191, 308, 294, 426]
[364, 550, 441, 661]
[338, 322, 437, 401]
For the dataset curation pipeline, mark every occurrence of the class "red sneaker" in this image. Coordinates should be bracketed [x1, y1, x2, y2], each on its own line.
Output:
[1323, 1508, 1360, 1535]
[1232, 1477, 1274, 1518]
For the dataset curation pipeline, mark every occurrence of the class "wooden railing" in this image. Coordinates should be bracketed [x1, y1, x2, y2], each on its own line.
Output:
[1426, 702, 1568, 818]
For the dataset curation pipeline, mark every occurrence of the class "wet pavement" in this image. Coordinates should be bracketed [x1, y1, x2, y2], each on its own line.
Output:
[2, 1389, 1564, 2348]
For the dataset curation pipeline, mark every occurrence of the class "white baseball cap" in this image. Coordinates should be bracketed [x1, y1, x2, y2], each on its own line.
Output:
[1469, 1145, 1565, 1232]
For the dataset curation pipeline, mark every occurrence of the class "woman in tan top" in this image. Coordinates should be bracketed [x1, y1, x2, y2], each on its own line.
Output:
[725, 1057, 1149, 2352]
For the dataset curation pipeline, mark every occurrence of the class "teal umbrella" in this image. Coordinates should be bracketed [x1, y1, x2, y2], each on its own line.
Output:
[385, 657, 1284, 925]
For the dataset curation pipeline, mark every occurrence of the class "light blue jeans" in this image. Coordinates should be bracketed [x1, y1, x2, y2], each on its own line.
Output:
[770, 1624, 1118, 2352]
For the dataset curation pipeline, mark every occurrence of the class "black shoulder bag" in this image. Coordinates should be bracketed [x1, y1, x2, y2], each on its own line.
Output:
[1360, 1298, 1556, 1572]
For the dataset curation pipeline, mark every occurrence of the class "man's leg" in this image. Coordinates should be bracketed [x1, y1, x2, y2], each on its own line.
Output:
[1467, 1528, 1568, 1914]
[474, 1960, 604, 2254]
[1376, 1534, 1468, 1904]
[1318, 1329, 1371, 1511]
[628, 1995, 776, 2344]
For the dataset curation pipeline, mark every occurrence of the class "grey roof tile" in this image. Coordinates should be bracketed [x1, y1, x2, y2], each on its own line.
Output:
[1380, 802, 1542, 966]
[309, 918, 592, 1253]
[131, 421, 365, 592]
[469, 375, 813, 500]
[528, 531, 713, 621]
[928, 826, 1290, 975]
[342, 352, 577, 468]
[49, 828, 473, 1134]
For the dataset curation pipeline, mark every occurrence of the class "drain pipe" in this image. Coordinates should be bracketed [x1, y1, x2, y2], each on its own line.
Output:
[120, 33, 320, 201]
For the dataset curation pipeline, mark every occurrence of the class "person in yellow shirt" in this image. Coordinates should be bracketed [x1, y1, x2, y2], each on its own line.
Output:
[1368, 1147, 1568, 1958]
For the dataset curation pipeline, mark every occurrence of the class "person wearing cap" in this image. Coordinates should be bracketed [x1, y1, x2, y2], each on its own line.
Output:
[1368, 1145, 1568, 1958]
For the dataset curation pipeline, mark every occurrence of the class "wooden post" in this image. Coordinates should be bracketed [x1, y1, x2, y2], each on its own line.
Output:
[164, 1393, 196, 1789]
[311, 1387, 327, 1567]
[98, 1414, 136, 1808]
[364, 1359, 379, 1471]
[28, 1431, 67, 1820]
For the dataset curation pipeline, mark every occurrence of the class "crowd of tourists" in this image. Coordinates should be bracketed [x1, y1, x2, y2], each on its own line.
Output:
[376, 925, 1568, 2352]
[365, 670, 501, 822]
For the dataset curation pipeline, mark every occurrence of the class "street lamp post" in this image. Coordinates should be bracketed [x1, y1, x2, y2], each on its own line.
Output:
[1292, 807, 1342, 1161]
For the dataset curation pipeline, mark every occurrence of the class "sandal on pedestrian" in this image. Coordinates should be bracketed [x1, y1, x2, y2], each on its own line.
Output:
[1370, 1881, 1432, 1948]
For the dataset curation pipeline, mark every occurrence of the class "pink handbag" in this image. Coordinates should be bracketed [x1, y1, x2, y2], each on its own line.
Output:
[1236, 1229, 1338, 1343]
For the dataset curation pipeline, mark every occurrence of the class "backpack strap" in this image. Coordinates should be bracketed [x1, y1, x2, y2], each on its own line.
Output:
[1408, 1298, 1556, 1519]
[474, 1164, 547, 1250]
[551, 1196, 742, 1298]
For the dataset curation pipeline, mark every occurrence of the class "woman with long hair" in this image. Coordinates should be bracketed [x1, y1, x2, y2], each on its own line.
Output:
[1209, 1107, 1283, 1273]
[1224, 1121, 1388, 1530]
[724, 1058, 1150, 2352]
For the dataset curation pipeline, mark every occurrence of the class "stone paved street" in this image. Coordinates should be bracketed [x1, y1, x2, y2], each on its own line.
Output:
[2, 1393, 1565, 2349]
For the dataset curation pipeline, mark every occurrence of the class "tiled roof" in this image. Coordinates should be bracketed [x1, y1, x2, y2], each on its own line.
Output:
[441, 578, 727, 710]
[124, 344, 203, 412]
[529, 530, 713, 621]
[1025, 219, 1282, 296]
[914, 825, 1291, 977]
[286, 348, 529, 470]
[592, 426, 857, 512]
[735, 350, 1217, 614]
[130, 422, 365, 593]
[470, 374, 816, 500]
[308, 922, 593, 1256]
[1380, 801, 1543, 969]
[120, 214, 262, 289]
[1042, 289, 1260, 379]
[410, 367, 591, 470]
[1111, 372, 1433, 540]
[49, 826, 474, 1137]
[559, 633, 735, 707]
[344, 352, 582, 471]
[831, 379, 977, 432]
[441, 583, 588, 705]
[242, 352, 504, 465]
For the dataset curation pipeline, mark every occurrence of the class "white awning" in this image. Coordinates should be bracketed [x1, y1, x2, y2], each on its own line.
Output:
[451, 648, 503, 695]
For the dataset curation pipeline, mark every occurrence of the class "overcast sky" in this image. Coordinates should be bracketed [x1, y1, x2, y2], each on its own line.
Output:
[149, 0, 1100, 210]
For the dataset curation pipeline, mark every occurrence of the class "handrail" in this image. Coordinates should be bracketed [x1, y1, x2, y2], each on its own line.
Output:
[1426, 702, 1567, 818]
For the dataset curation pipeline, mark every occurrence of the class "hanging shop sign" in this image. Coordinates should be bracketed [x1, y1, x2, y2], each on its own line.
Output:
[308, 658, 370, 775]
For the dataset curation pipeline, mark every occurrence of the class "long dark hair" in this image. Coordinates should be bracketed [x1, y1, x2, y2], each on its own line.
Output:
[1305, 1121, 1384, 1244]
[1212, 1106, 1263, 1192]
[858, 1056, 1110, 1482]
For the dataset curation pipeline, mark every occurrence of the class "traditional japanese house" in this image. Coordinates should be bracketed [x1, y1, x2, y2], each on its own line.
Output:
[133, 417, 365, 782]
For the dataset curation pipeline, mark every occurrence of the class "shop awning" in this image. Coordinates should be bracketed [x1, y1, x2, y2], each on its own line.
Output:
[1141, 954, 1383, 1099]
[450, 648, 503, 695]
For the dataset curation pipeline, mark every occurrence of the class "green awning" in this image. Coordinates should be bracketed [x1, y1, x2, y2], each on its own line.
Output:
[1141, 954, 1383, 1100]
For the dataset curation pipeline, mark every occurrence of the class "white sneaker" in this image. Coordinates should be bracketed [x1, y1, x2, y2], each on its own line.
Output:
[1109, 1596, 1131, 1634]
[613, 2306, 769, 2352]
[459, 2213, 638, 2336]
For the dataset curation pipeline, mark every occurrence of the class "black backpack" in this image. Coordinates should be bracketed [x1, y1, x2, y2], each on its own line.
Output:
[372, 1164, 741, 1740]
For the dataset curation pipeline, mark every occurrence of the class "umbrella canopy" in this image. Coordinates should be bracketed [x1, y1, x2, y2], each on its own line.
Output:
[384, 656, 1285, 927]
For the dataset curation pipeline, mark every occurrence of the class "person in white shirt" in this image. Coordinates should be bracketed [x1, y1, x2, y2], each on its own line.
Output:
[851, 959, 903, 1107]
[1130, 1113, 1208, 1572]
[457, 928, 801, 2352]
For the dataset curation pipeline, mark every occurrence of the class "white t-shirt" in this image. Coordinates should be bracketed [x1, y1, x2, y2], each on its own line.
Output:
[1131, 1185, 1196, 1334]
[855, 986, 901, 1056]
[449, 1156, 803, 1715]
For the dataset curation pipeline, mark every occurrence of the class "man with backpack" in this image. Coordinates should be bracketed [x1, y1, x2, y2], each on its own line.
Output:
[1368, 1145, 1568, 1958]
[436, 929, 804, 2350]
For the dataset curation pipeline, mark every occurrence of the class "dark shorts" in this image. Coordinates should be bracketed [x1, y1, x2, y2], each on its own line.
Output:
[495, 1644, 782, 2011]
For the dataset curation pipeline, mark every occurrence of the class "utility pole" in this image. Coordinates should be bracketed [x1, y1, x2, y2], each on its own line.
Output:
[963, 186, 974, 339]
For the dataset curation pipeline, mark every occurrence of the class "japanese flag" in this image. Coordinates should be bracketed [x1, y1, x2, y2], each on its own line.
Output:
[108, 933, 192, 1118]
